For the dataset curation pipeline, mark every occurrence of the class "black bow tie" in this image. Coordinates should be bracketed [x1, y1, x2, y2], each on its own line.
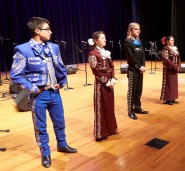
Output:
[33, 43, 51, 56]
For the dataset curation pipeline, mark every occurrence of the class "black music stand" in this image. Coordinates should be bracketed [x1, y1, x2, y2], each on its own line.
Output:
[81, 41, 92, 86]
[0, 129, 10, 151]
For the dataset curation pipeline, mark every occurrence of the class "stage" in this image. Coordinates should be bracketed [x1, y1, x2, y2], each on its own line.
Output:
[0, 61, 185, 171]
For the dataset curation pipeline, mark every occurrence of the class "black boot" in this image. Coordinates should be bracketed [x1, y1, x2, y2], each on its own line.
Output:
[42, 155, 51, 168]
[128, 113, 137, 120]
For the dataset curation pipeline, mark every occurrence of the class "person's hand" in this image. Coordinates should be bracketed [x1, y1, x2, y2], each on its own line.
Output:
[139, 66, 146, 73]
[109, 82, 114, 89]
[35, 88, 42, 95]
[55, 84, 61, 89]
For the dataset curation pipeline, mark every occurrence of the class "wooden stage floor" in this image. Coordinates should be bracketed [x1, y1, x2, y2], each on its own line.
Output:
[0, 61, 185, 171]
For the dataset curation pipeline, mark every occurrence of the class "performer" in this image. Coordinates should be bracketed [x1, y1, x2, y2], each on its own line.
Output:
[160, 36, 181, 105]
[10, 17, 77, 168]
[123, 22, 149, 120]
[88, 31, 117, 141]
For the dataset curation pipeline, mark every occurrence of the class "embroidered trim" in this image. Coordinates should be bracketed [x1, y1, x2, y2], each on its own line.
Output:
[94, 81, 102, 139]
[89, 55, 97, 68]
[127, 71, 133, 113]
[160, 67, 167, 100]
[30, 96, 43, 153]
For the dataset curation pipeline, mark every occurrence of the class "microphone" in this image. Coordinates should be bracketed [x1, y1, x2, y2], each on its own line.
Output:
[119, 40, 122, 49]
[13, 43, 18, 46]
[55, 40, 60, 44]
[149, 41, 154, 46]
[0, 36, 9, 41]
[74, 43, 82, 53]
[61, 40, 66, 44]
[81, 41, 87, 44]
[109, 41, 113, 48]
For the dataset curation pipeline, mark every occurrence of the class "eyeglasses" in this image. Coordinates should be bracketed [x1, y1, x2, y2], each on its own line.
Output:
[132, 28, 141, 31]
[38, 27, 51, 32]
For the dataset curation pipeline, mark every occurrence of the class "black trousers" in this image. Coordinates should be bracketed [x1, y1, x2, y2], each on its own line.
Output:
[127, 69, 143, 114]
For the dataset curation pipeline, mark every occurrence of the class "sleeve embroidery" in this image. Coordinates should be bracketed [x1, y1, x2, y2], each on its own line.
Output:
[89, 55, 97, 68]
[11, 52, 26, 74]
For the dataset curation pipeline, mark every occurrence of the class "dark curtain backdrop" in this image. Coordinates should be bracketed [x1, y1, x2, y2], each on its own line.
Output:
[171, 0, 185, 61]
[0, 0, 184, 72]
[132, 0, 172, 50]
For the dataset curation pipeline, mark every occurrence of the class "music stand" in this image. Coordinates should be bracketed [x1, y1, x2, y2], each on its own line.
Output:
[0, 129, 10, 151]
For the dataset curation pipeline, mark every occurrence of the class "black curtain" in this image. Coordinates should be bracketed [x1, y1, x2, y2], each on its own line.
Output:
[171, 0, 185, 61]
[132, 0, 172, 59]
[0, 0, 184, 72]
[0, 0, 131, 71]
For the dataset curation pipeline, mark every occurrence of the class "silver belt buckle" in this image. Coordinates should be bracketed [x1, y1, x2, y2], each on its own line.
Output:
[44, 87, 50, 90]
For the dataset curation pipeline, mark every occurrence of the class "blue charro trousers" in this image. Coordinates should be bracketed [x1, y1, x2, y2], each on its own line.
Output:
[30, 89, 67, 156]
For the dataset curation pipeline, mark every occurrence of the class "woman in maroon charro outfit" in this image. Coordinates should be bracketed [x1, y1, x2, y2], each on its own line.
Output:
[160, 36, 181, 105]
[88, 31, 117, 141]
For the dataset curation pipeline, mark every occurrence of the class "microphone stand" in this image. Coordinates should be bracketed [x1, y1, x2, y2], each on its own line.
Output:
[56, 40, 73, 90]
[0, 35, 10, 83]
[119, 40, 123, 64]
[0, 129, 10, 151]
[148, 42, 155, 74]
[81, 41, 92, 86]
[62, 41, 74, 91]
[109, 41, 118, 80]
[74, 43, 82, 70]
[0, 68, 2, 86]
[109, 41, 114, 61]
[0, 36, 3, 85]
[153, 42, 161, 71]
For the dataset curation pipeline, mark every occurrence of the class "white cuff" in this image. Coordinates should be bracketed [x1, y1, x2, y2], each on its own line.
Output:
[139, 66, 144, 70]
[111, 78, 116, 85]
[106, 80, 111, 87]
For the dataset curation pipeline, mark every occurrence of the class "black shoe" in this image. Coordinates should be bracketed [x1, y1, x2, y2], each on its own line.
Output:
[96, 138, 104, 142]
[172, 100, 179, 104]
[128, 113, 137, 120]
[163, 101, 173, 105]
[42, 155, 51, 168]
[135, 108, 149, 114]
[95, 137, 107, 142]
[57, 145, 77, 153]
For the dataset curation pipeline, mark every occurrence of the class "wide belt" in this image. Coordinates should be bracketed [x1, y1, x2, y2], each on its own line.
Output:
[38, 86, 54, 91]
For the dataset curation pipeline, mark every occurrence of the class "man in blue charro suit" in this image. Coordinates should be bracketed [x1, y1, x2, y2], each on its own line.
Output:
[10, 17, 77, 168]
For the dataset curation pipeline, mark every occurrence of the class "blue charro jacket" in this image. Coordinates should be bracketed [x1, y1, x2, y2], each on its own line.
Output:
[10, 39, 67, 94]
